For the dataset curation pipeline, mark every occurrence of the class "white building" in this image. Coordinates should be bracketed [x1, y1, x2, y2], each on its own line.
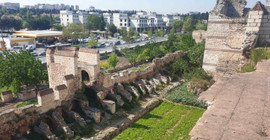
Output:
[147, 13, 164, 29]
[0, 2, 20, 10]
[60, 10, 89, 26]
[113, 13, 130, 29]
[103, 13, 113, 25]
[173, 15, 183, 21]
[130, 15, 148, 32]
[163, 15, 174, 27]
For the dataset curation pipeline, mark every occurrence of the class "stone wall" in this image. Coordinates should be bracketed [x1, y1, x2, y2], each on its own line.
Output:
[100, 51, 185, 89]
[203, 15, 246, 77]
[203, 1, 270, 78]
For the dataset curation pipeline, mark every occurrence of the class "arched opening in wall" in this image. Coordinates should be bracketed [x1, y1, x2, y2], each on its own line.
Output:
[81, 70, 90, 83]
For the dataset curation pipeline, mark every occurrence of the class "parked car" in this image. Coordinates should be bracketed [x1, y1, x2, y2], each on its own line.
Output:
[31, 52, 38, 56]
[114, 41, 121, 45]
[26, 45, 36, 52]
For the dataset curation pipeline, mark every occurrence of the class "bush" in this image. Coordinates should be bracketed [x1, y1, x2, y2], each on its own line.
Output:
[165, 84, 207, 108]
[100, 61, 110, 70]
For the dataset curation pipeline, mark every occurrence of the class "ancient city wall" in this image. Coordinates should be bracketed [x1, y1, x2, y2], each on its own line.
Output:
[100, 51, 185, 89]
[203, 15, 246, 76]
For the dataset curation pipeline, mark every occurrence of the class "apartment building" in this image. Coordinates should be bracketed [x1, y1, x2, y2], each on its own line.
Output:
[130, 15, 148, 32]
[113, 13, 130, 29]
[0, 2, 20, 10]
[163, 15, 174, 27]
[103, 13, 113, 25]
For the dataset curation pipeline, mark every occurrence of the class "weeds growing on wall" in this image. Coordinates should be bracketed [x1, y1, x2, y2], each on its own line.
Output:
[241, 48, 270, 73]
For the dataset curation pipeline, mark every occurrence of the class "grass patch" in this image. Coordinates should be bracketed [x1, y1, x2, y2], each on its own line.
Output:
[242, 48, 270, 73]
[132, 64, 150, 72]
[114, 102, 204, 140]
[165, 84, 206, 108]
[16, 99, 38, 108]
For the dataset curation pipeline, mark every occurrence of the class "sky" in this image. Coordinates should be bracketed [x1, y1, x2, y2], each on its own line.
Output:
[1, 0, 261, 14]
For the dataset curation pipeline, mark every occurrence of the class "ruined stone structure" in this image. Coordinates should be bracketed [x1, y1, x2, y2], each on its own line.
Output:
[203, 0, 270, 78]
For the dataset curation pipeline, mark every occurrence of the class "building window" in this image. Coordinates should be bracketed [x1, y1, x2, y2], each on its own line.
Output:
[124, 23, 126, 26]
[120, 23, 122, 26]
[120, 19, 122, 22]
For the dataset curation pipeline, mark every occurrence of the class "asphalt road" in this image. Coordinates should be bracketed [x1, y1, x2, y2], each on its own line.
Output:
[97, 36, 168, 54]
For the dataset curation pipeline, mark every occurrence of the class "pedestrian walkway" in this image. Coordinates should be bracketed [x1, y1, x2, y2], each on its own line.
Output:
[190, 60, 270, 140]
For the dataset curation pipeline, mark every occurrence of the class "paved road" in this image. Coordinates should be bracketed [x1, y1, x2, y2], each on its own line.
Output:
[97, 36, 168, 54]
[190, 60, 270, 140]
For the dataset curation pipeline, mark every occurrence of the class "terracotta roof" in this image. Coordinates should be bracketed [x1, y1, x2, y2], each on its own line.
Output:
[64, 74, 74, 80]
[55, 84, 67, 91]
[38, 88, 54, 96]
[79, 48, 99, 54]
[252, 1, 268, 13]
[1, 91, 12, 96]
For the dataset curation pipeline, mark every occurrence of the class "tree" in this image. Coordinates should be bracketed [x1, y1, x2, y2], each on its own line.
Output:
[183, 16, 194, 32]
[87, 33, 98, 48]
[195, 20, 207, 30]
[107, 53, 119, 68]
[172, 20, 184, 31]
[0, 51, 47, 93]
[53, 24, 63, 31]
[148, 29, 153, 37]
[107, 24, 117, 36]
[86, 14, 105, 31]
[137, 48, 151, 62]
[0, 15, 22, 31]
[62, 24, 88, 44]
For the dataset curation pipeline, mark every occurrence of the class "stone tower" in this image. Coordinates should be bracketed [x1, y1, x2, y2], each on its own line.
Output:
[267, 0, 270, 6]
[212, 0, 247, 17]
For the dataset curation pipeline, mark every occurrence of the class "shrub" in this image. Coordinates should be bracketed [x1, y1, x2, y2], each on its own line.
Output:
[165, 84, 207, 108]
[107, 53, 119, 68]
[100, 61, 110, 70]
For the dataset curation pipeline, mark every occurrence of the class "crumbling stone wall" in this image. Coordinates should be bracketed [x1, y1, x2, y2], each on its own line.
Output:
[203, 0, 270, 78]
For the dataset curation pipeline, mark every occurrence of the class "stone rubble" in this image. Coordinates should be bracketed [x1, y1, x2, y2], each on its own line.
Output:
[52, 111, 74, 137]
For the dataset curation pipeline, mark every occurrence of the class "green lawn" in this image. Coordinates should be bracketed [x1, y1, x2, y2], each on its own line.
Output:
[16, 99, 38, 108]
[114, 102, 205, 140]
[132, 64, 150, 72]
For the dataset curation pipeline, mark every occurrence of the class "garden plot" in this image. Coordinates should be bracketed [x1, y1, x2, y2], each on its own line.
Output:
[114, 102, 204, 140]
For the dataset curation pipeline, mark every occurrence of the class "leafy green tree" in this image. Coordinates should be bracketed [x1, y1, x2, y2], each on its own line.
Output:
[0, 15, 22, 31]
[0, 51, 47, 93]
[107, 24, 117, 36]
[195, 20, 207, 30]
[148, 29, 153, 37]
[183, 16, 194, 32]
[63, 24, 88, 44]
[107, 53, 119, 68]
[86, 14, 105, 31]
[87, 33, 98, 48]
[53, 24, 63, 31]
[137, 48, 151, 62]
[172, 20, 184, 31]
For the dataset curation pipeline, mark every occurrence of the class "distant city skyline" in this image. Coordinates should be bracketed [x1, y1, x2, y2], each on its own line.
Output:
[0, 0, 262, 14]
